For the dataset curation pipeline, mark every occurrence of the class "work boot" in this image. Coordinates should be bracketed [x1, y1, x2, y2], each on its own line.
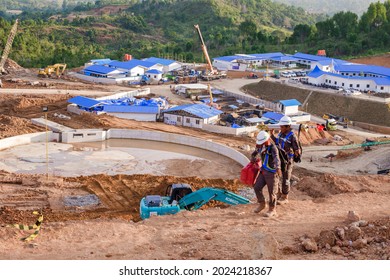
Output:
[254, 202, 266, 213]
[264, 207, 277, 217]
[277, 194, 289, 205]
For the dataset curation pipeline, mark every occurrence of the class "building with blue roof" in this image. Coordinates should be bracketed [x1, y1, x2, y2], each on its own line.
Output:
[307, 66, 390, 93]
[277, 99, 301, 115]
[163, 103, 223, 128]
[143, 57, 181, 72]
[83, 65, 124, 78]
[213, 52, 299, 71]
[68, 95, 168, 121]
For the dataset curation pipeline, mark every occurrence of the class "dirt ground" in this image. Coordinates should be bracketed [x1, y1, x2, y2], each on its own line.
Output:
[0, 59, 389, 260]
[349, 54, 390, 68]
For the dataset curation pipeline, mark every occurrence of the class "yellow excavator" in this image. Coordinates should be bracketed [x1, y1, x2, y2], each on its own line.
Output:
[38, 63, 67, 78]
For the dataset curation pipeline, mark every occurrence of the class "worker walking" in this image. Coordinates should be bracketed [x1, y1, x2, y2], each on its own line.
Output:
[251, 131, 281, 217]
[270, 115, 301, 205]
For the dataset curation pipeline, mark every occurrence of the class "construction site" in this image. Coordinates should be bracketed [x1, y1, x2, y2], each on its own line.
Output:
[0, 21, 390, 261]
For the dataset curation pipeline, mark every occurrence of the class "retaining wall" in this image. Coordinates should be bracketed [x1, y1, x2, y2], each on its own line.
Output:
[0, 129, 249, 167]
[107, 129, 249, 166]
[0, 132, 56, 151]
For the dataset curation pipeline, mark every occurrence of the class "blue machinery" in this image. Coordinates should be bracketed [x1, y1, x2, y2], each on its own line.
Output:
[140, 183, 250, 219]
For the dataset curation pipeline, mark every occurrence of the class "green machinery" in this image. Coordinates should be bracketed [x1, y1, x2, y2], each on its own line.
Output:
[140, 183, 250, 219]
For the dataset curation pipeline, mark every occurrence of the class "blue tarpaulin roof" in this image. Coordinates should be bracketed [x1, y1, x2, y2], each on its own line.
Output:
[279, 99, 301, 106]
[84, 65, 119, 75]
[163, 104, 223, 119]
[68, 96, 102, 108]
[262, 112, 284, 121]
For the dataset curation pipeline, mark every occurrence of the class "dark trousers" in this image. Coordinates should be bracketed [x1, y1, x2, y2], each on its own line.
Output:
[253, 170, 279, 208]
[281, 161, 294, 195]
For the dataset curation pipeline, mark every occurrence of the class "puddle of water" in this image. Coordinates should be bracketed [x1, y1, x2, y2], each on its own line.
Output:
[0, 139, 242, 178]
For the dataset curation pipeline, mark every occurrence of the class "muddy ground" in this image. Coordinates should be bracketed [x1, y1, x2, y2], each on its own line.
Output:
[0, 59, 389, 260]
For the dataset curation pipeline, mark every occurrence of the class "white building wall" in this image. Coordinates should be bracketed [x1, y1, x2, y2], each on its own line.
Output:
[283, 105, 299, 115]
[213, 60, 231, 71]
[128, 66, 146, 77]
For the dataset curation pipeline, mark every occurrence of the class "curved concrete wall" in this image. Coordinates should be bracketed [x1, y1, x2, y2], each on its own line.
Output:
[107, 129, 250, 167]
[0, 129, 250, 167]
[0, 132, 55, 151]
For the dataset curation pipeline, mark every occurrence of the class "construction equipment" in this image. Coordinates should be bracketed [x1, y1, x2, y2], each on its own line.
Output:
[0, 19, 18, 74]
[38, 63, 67, 78]
[194, 24, 226, 81]
[140, 183, 250, 219]
[326, 118, 337, 131]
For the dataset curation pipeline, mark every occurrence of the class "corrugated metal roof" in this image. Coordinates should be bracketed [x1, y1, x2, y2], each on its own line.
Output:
[249, 52, 284, 59]
[307, 66, 324, 78]
[213, 55, 241, 62]
[84, 65, 118, 75]
[108, 59, 155, 70]
[372, 77, 390, 85]
[270, 55, 299, 62]
[143, 57, 176, 66]
[68, 96, 102, 108]
[293, 52, 330, 61]
[335, 64, 390, 77]
[279, 99, 301, 106]
[163, 104, 222, 119]
[146, 69, 163, 74]
[262, 112, 284, 121]
[103, 105, 159, 114]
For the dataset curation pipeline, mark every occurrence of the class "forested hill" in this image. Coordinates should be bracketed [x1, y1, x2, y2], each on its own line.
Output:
[0, 0, 323, 68]
[273, 0, 385, 15]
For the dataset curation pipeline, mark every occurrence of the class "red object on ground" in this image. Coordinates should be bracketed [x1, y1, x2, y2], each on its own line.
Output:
[240, 160, 261, 186]
[317, 124, 324, 132]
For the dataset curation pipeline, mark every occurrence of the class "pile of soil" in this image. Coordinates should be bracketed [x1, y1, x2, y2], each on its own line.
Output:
[3, 58, 25, 73]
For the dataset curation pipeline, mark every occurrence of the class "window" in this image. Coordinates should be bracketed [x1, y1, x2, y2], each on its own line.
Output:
[342, 83, 344, 86]
[350, 84, 353, 87]
[154, 75, 157, 78]
[177, 117, 181, 122]
[186, 118, 190, 123]
[334, 81, 337, 85]
[356, 84, 360, 88]
[353, 73, 356, 76]
[195, 120, 200, 125]
[325, 79, 328, 83]
[367, 84, 370, 88]
[381, 87, 384, 90]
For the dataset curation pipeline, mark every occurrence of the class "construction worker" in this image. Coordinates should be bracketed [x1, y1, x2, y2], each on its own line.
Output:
[270, 115, 301, 205]
[251, 131, 281, 217]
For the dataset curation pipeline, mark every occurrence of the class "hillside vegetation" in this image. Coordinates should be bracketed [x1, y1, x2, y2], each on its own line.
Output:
[273, 0, 385, 15]
[0, 0, 322, 68]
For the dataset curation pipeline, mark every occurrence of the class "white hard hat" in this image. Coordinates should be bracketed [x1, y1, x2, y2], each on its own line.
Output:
[256, 131, 270, 145]
[278, 115, 292, 126]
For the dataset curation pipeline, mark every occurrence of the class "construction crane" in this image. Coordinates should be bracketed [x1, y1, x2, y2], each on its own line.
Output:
[194, 24, 216, 74]
[0, 19, 18, 74]
[194, 24, 226, 81]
